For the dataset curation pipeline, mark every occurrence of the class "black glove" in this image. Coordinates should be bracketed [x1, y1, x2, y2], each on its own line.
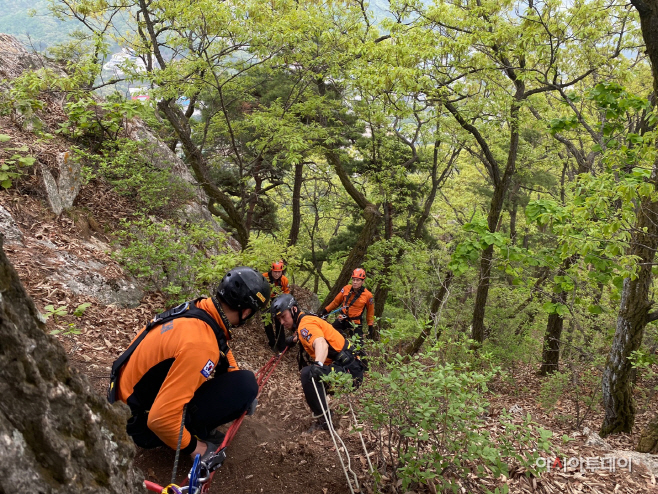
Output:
[368, 325, 373, 335]
[319, 308, 328, 317]
[309, 362, 328, 380]
[285, 334, 297, 348]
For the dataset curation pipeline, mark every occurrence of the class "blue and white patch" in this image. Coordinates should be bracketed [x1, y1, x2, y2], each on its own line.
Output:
[201, 359, 216, 378]
[340, 288, 345, 294]
[300, 328, 311, 342]
[369, 297, 374, 305]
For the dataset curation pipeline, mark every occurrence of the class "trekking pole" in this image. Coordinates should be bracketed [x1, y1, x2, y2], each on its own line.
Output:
[311, 378, 359, 494]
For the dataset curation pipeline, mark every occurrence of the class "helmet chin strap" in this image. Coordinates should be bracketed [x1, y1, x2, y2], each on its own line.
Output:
[212, 295, 234, 337]
[291, 306, 305, 330]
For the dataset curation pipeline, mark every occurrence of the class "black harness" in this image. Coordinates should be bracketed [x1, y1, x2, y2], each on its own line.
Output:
[107, 298, 231, 404]
[340, 285, 366, 322]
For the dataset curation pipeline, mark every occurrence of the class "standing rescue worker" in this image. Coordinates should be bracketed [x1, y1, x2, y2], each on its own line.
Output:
[272, 294, 365, 431]
[262, 260, 290, 352]
[319, 268, 374, 340]
[108, 267, 270, 460]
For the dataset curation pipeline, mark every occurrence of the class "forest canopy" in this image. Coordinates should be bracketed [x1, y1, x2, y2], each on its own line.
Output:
[2, 0, 658, 490]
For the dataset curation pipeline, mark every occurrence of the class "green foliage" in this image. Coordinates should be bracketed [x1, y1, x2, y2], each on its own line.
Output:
[358, 340, 551, 490]
[42, 304, 68, 322]
[0, 134, 36, 188]
[73, 302, 92, 317]
[114, 216, 232, 302]
[75, 139, 194, 213]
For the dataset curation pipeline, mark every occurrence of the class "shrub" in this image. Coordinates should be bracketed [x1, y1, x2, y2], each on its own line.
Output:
[114, 216, 231, 302]
[357, 340, 551, 492]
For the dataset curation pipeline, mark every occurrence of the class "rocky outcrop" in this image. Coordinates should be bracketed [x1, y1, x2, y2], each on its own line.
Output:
[41, 151, 83, 216]
[0, 34, 63, 80]
[0, 237, 143, 493]
[0, 205, 23, 245]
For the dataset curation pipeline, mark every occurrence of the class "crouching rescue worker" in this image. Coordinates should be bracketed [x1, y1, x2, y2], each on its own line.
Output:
[107, 267, 270, 460]
[262, 260, 290, 353]
[319, 268, 374, 340]
[272, 294, 365, 431]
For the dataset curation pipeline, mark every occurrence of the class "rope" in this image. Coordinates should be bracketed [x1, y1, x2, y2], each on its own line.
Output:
[171, 404, 187, 484]
[347, 396, 374, 473]
[311, 377, 359, 494]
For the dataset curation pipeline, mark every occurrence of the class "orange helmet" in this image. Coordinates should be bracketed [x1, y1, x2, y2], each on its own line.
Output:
[271, 260, 284, 272]
[352, 268, 366, 279]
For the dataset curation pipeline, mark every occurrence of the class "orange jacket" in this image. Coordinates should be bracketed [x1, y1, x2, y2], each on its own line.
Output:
[325, 285, 375, 325]
[117, 298, 238, 451]
[296, 314, 346, 365]
[263, 271, 290, 299]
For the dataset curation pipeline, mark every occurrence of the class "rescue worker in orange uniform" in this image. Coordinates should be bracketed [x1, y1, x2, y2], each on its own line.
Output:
[272, 294, 365, 431]
[262, 260, 290, 353]
[108, 267, 270, 460]
[319, 268, 374, 340]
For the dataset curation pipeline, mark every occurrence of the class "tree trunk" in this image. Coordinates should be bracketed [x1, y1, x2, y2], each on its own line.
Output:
[0, 238, 142, 492]
[322, 151, 382, 307]
[404, 271, 454, 355]
[287, 162, 304, 246]
[637, 413, 658, 453]
[321, 204, 381, 307]
[157, 100, 250, 248]
[470, 97, 522, 343]
[539, 299, 567, 375]
[600, 0, 658, 437]
[540, 257, 576, 375]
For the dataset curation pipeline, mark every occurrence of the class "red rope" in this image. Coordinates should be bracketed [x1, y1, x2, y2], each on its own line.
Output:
[198, 347, 289, 492]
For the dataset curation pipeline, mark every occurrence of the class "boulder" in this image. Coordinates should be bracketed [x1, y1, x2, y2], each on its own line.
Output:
[41, 152, 83, 216]
[0, 236, 143, 493]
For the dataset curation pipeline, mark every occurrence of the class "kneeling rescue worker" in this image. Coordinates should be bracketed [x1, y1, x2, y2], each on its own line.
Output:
[319, 268, 374, 341]
[262, 260, 290, 353]
[107, 267, 270, 460]
[272, 294, 365, 431]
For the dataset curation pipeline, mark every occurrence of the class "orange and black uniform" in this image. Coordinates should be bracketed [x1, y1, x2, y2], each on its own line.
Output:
[116, 298, 258, 454]
[262, 271, 290, 351]
[263, 271, 290, 299]
[295, 313, 365, 416]
[325, 284, 375, 338]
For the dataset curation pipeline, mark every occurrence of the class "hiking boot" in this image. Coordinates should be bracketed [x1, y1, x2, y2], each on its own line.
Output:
[306, 419, 330, 433]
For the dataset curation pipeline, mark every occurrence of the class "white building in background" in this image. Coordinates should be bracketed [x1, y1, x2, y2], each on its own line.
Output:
[103, 48, 147, 76]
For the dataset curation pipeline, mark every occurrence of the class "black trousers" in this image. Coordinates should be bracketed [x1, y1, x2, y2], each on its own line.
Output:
[126, 370, 258, 450]
[332, 318, 364, 339]
[300, 360, 365, 417]
[264, 317, 287, 352]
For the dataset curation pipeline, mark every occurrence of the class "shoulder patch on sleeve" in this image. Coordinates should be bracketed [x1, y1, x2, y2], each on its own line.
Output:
[201, 359, 216, 378]
[369, 297, 374, 305]
[300, 328, 311, 342]
[340, 288, 345, 294]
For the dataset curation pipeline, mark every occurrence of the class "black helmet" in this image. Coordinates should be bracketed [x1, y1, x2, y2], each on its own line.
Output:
[271, 294, 297, 317]
[217, 267, 270, 325]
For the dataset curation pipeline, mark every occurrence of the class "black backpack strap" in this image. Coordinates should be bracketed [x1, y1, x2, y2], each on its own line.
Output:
[342, 286, 365, 321]
[107, 300, 230, 404]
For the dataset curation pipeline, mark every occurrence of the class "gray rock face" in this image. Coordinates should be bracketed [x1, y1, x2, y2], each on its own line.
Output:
[51, 250, 144, 308]
[41, 152, 83, 216]
[0, 205, 23, 245]
[0, 237, 143, 493]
